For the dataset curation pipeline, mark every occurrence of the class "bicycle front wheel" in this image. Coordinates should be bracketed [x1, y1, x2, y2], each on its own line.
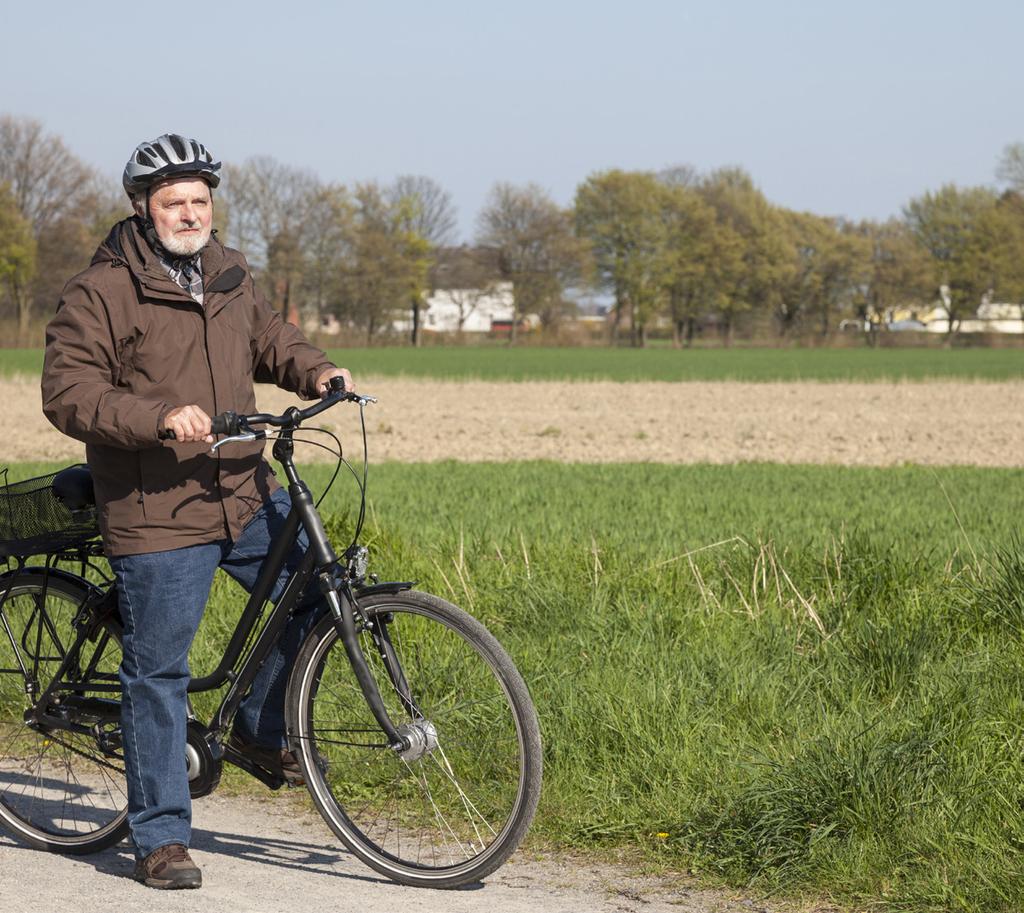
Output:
[0, 570, 129, 854]
[287, 590, 542, 888]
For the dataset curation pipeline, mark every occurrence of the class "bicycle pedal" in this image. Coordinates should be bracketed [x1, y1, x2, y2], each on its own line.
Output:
[223, 743, 286, 790]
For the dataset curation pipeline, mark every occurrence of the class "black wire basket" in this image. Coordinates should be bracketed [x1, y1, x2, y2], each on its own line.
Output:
[0, 466, 101, 558]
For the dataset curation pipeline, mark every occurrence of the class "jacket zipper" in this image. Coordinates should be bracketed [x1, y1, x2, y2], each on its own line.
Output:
[197, 303, 231, 537]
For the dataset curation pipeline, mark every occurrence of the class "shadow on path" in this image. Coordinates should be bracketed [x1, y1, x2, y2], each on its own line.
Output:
[0, 823, 484, 891]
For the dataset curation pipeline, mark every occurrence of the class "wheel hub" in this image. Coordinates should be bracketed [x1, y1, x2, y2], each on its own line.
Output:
[395, 719, 437, 761]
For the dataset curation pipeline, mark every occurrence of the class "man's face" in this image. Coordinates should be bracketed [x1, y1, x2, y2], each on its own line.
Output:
[141, 177, 213, 256]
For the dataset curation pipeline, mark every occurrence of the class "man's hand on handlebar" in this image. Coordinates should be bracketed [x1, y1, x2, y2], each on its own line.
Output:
[161, 404, 214, 443]
[316, 367, 354, 398]
[158, 382, 373, 443]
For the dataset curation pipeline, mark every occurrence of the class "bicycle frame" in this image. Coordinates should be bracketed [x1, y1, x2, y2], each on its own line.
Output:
[0, 423, 415, 782]
[198, 427, 413, 754]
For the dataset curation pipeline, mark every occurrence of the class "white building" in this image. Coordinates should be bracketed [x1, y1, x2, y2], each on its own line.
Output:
[415, 281, 515, 334]
[921, 302, 1024, 334]
[393, 246, 517, 335]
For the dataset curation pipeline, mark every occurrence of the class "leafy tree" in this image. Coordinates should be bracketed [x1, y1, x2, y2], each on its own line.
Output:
[779, 212, 871, 338]
[813, 220, 871, 338]
[992, 189, 1024, 303]
[0, 182, 36, 333]
[858, 218, 933, 339]
[656, 180, 717, 347]
[904, 184, 1024, 343]
[339, 182, 431, 342]
[574, 170, 668, 347]
[478, 183, 589, 342]
[696, 168, 790, 345]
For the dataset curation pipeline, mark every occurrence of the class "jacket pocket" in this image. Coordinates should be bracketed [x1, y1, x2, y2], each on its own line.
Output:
[138, 446, 220, 534]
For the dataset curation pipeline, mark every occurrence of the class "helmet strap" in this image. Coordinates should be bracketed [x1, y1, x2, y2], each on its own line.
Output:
[138, 191, 163, 254]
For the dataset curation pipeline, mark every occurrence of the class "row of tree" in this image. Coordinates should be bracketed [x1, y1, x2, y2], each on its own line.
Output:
[576, 164, 1024, 346]
[2, 113, 1024, 346]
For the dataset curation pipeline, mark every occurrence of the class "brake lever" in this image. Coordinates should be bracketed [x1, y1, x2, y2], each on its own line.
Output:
[210, 431, 266, 454]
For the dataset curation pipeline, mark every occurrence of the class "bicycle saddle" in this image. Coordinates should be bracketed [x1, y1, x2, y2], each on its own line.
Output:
[52, 464, 95, 511]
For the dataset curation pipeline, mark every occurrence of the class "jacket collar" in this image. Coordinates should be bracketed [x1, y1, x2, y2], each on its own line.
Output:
[94, 217, 244, 314]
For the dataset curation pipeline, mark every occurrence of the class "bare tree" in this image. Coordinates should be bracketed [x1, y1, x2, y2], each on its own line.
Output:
[658, 163, 699, 189]
[996, 142, 1024, 192]
[0, 116, 103, 334]
[221, 156, 321, 321]
[300, 184, 354, 331]
[389, 175, 457, 246]
[0, 116, 98, 235]
[477, 183, 588, 343]
[32, 187, 126, 324]
[388, 175, 458, 345]
[430, 246, 501, 334]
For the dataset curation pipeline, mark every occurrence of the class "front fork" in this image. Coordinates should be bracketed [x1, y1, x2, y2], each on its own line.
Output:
[279, 431, 413, 754]
[319, 579, 411, 752]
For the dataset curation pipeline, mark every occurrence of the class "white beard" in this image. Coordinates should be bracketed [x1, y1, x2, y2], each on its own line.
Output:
[160, 224, 211, 256]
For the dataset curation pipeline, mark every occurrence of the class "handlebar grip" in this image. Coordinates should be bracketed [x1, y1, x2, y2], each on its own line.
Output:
[328, 375, 348, 393]
[159, 411, 239, 440]
[210, 411, 239, 436]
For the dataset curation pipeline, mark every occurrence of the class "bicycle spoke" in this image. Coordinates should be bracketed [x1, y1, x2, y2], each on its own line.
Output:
[0, 577, 128, 849]
[430, 742, 499, 843]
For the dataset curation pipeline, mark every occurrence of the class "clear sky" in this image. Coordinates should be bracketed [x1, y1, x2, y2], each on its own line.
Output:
[3, 0, 1021, 240]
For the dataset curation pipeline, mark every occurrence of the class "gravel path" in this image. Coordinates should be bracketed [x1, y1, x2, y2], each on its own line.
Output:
[0, 792, 796, 913]
[5, 376, 1024, 467]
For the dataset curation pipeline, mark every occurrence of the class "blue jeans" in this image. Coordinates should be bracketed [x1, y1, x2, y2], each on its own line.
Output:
[110, 487, 324, 858]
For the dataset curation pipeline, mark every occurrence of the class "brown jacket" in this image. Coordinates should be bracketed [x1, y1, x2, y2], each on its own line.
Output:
[41, 217, 335, 557]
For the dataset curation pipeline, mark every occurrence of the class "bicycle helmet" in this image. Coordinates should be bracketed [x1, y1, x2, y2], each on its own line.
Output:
[122, 133, 221, 197]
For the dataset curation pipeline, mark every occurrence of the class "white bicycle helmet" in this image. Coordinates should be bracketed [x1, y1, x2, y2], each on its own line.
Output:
[122, 133, 221, 197]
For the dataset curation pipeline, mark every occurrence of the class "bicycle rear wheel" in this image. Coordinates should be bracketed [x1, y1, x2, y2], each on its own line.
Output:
[0, 570, 129, 853]
[288, 590, 542, 888]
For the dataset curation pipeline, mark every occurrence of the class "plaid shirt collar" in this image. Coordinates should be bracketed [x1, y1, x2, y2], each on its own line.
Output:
[157, 251, 204, 306]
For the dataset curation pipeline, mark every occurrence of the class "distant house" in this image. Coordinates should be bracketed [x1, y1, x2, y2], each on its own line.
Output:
[393, 246, 516, 334]
[919, 302, 1024, 334]
[418, 281, 516, 333]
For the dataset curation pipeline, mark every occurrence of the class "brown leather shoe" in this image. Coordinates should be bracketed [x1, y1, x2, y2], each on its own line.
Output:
[133, 843, 202, 889]
[228, 733, 305, 786]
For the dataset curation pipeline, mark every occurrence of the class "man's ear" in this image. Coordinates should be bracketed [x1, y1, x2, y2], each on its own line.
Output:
[131, 194, 147, 219]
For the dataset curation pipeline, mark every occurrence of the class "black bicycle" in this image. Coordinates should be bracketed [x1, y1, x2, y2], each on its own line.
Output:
[0, 379, 542, 888]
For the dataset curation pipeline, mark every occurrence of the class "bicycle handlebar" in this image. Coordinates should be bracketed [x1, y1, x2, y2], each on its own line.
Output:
[157, 377, 376, 442]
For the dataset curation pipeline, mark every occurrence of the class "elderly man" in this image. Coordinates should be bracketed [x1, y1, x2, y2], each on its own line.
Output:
[41, 133, 351, 890]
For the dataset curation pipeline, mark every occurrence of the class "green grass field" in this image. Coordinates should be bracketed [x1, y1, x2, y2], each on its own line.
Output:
[6, 345, 1024, 382]
[4, 460, 1024, 911]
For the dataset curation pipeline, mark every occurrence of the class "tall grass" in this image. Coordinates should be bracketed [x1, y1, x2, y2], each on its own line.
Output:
[215, 463, 1024, 911]
[5, 346, 1024, 382]
[4, 461, 1024, 910]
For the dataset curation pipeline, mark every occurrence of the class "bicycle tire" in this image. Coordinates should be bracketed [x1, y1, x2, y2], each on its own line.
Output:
[287, 590, 542, 888]
[0, 570, 129, 854]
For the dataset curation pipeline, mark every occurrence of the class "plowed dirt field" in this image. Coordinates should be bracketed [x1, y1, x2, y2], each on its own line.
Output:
[5, 376, 1021, 466]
